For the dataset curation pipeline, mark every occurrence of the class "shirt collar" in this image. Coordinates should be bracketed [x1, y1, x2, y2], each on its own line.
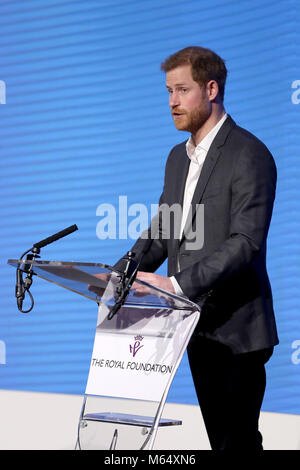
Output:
[186, 113, 228, 162]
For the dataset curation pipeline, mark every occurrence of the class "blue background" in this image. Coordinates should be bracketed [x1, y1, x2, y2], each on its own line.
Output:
[1, 0, 300, 414]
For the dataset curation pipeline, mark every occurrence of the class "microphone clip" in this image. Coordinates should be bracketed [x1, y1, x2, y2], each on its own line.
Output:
[15, 247, 40, 313]
[107, 251, 138, 320]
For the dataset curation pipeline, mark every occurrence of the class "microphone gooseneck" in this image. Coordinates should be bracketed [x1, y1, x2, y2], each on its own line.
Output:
[15, 225, 78, 313]
[107, 224, 157, 320]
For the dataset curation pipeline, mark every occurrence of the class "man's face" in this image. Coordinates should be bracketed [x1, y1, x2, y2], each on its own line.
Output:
[166, 65, 211, 134]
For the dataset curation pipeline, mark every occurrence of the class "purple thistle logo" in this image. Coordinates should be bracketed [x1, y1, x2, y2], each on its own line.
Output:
[129, 335, 144, 357]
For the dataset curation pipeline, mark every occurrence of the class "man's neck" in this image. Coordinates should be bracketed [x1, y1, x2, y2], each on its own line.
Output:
[192, 107, 226, 146]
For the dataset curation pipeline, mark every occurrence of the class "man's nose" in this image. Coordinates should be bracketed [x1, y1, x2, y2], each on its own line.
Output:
[169, 91, 180, 108]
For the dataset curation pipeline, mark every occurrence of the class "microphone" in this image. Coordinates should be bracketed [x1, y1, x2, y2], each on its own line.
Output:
[15, 224, 78, 313]
[33, 224, 78, 250]
[15, 268, 25, 310]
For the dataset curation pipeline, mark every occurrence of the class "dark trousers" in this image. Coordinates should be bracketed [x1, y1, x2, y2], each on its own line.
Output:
[187, 336, 273, 451]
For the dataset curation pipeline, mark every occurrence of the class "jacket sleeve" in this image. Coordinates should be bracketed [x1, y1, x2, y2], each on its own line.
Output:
[173, 142, 277, 300]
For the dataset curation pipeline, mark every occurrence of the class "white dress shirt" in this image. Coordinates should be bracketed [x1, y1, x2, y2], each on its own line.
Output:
[170, 113, 228, 296]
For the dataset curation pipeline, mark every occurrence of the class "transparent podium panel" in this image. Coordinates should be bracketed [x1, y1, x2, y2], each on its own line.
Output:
[8, 259, 201, 450]
[8, 259, 193, 310]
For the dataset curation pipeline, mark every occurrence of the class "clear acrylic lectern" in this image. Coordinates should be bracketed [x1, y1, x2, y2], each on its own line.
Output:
[8, 259, 201, 450]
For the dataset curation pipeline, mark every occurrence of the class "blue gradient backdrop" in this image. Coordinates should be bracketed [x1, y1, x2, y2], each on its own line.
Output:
[1, 0, 300, 414]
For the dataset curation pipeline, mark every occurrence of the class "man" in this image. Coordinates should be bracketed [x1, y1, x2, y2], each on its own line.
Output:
[116, 46, 278, 450]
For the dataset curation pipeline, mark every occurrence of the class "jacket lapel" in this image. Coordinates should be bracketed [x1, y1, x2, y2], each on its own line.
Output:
[173, 148, 190, 206]
[169, 146, 190, 254]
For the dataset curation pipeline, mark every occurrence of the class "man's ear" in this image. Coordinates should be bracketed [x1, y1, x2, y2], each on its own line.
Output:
[206, 80, 219, 102]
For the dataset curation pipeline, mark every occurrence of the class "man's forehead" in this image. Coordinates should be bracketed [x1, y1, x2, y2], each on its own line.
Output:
[165, 64, 195, 86]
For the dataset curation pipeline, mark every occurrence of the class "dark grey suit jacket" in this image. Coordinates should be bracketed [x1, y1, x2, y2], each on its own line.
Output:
[117, 115, 279, 354]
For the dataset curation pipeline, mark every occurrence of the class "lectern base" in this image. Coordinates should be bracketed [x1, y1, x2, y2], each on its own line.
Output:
[82, 412, 182, 427]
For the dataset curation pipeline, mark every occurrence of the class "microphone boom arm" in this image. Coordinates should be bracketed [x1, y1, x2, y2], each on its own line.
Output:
[15, 224, 78, 313]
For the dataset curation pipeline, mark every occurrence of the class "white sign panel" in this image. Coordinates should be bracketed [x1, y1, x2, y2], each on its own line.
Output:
[85, 283, 199, 401]
[85, 330, 178, 402]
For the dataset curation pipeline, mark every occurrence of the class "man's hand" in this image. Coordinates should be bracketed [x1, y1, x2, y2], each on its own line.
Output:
[88, 272, 111, 296]
[133, 271, 175, 295]
[88, 271, 175, 298]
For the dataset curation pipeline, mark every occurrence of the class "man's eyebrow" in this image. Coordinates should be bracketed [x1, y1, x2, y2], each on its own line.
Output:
[166, 83, 189, 88]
